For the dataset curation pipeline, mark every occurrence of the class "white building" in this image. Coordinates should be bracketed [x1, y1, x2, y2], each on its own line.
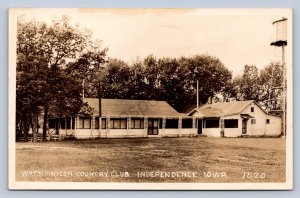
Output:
[49, 98, 197, 139]
[188, 100, 282, 137]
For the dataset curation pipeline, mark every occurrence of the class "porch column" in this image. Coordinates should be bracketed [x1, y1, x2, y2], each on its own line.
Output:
[162, 117, 166, 136]
[128, 117, 131, 129]
[144, 117, 148, 129]
[75, 117, 79, 137]
[162, 117, 166, 129]
[76, 117, 79, 129]
[70, 117, 73, 131]
[91, 116, 99, 138]
[91, 116, 95, 129]
[220, 118, 224, 137]
[144, 117, 148, 137]
[178, 117, 182, 137]
[107, 117, 110, 129]
[99, 117, 102, 138]
[127, 117, 131, 134]
[192, 117, 196, 129]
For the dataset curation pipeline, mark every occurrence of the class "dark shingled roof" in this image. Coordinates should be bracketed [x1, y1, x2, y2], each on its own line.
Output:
[189, 100, 262, 118]
[83, 98, 186, 117]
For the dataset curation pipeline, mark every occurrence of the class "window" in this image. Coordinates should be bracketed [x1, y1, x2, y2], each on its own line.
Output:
[158, 118, 163, 129]
[84, 118, 91, 129]
[72, 117, 75, 129]
[165, 118, 179, 129]
[224, 119, 238, 128]
[95, 117, 99, 129]
[59, 118, 66, 129]
[49, 119, 56, 129]
[121, 120, 127, 128]
[131, 118, 144, 129]
[205, 119, 219, 128]
[251, 119, 256, 124]
[110, 118, 127, 129]
[266, 119, 270, 124]
[251, 107, 254, 112]
[101, 118, 107, 129]
[78, 117, 91, 129]
[182, 119, 193, 128]
[78, 118, 83, 128]
[113, 120, 120, 128]
[66, 117, 71, 129]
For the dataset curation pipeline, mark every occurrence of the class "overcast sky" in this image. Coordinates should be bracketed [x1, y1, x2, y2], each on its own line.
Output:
[15, 8, 291, 76]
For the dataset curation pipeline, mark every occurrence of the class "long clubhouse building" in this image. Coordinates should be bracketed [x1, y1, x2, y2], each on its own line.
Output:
[48, 98, 282, 139]
[49, 98, 197, 139]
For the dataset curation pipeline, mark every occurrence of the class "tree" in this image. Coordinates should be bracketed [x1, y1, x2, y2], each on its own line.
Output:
[180, 55, 233, 106]
[141, 55, 233, 111]
[156, 57, 187, 111]
[141, 55, 162, 100]
[233, 65, 260, 101]
[16, 16, 107, 141]
[17, 17, 50, 141]
[97, 58, 132, 99]
[258, 62, 283, 113]
[86, 54, 234, 112]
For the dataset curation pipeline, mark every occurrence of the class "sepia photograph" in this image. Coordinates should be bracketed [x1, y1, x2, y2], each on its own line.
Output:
[8, 8, 293, 190]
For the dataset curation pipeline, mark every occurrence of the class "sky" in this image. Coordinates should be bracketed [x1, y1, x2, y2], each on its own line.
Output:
[13, 8, 291, 76]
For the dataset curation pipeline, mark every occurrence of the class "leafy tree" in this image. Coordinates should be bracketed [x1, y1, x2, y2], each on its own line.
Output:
[86, 54, 234, 112]
[180, 55, 233, 107]
[258, 62, 283, 113]
[156, 57, 187, 111]
[17, 17, 50, 141]
[97, 58, 132, 99]
[16, 16, 107, 141]
[233, 65, 260, 101]
[127, 60, 148, 99]
[141, 55, 162, 100]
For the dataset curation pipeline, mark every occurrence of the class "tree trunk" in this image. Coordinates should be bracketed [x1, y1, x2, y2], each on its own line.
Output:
[22, 114, 29, 142]
[43, 108, 48, 141]
[32, 113, 37, 143]
[56, 118, 61, 135]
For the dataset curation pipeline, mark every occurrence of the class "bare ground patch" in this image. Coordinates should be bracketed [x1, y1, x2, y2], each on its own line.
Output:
[15, 137, 286, 183]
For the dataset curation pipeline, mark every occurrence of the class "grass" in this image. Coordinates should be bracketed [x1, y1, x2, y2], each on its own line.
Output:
[15, 137, 286, 183]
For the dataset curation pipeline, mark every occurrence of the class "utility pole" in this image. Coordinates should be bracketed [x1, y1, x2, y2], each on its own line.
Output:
[99, 81, 102, 117]
[197, 80, 199, 109]
[82, 78, 85, 99]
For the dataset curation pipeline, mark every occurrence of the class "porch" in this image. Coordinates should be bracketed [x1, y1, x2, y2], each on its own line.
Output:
[48, 116, 198, 139]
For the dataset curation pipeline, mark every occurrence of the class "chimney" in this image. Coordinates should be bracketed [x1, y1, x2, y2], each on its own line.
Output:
[98, 81, 102, 117]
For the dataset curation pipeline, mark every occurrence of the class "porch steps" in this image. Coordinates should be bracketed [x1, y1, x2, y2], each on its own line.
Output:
[241, 134, 251, 138]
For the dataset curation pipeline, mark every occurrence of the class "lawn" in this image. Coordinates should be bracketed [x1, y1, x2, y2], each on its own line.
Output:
[15, 137, 286, 183]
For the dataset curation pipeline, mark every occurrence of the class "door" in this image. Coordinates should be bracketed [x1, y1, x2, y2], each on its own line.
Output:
[197, 119, 203, 134]
[148, 119, 159, 135]
[242, 119, 247, 134]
